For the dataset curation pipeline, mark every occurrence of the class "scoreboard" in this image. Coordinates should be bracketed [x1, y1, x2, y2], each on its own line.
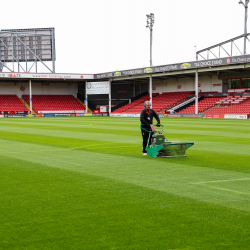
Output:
[0, 28, 55, 62]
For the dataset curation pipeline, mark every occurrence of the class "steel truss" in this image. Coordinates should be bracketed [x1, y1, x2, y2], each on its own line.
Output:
[196, 33, 250, 60]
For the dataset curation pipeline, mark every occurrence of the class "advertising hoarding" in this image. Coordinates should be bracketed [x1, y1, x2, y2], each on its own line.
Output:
[224, 114, 248, 119]
[38, 110, 85, 114]
[0, 72, 93, 80]
[5, 114, 26, 118]
[95, 54, 250, 79]
[159, 114, 206, 118]
[110, 113, 140, 117]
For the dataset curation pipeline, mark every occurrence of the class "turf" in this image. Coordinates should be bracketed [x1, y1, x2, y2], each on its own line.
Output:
[0, 117, 250, 249]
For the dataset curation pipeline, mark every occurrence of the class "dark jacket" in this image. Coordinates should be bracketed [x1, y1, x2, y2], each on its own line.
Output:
[140, 108, 160, 128]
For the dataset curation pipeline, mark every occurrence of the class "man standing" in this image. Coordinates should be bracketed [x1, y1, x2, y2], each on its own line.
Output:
[140, 101, 160, 155]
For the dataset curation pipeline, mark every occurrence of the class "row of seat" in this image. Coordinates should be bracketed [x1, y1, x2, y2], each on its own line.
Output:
[114, 94, 158, 113]
[114, 91, 194, 114]
[0, 94, 86, 113]
[0, 94, 29, 111]
[113, 92, 250, 115]
[22, 95, 85, 113]
[202, 98, 250, 115]
[178, 97, 222, 114]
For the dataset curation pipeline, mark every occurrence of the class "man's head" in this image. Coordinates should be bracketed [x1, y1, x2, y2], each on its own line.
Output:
[144, 101, 151, 110]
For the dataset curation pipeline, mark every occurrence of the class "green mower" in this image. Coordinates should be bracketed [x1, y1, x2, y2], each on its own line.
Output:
[140, 124, 194, 158]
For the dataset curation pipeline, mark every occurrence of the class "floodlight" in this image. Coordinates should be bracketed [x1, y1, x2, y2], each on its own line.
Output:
[238, 0, 249, 54]
[145, 13, 155, 67]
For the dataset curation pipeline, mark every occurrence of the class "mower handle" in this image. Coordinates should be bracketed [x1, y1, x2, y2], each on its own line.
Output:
[140, 124, 165, 133]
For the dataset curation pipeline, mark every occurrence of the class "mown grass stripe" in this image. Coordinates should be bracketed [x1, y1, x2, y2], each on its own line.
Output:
[1, 138, 250, 212]
[0, 127, 142, 144]
[1, 127, 250, 158]
[1, 155, 250, 249]
[1, 117, 250, 249]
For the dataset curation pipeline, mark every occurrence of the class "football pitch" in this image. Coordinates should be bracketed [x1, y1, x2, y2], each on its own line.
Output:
[0, 117, 250, 249]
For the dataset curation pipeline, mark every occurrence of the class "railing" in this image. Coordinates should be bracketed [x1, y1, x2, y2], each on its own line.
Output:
[169, 97, 196, 111]
[111, 100, 129, 112]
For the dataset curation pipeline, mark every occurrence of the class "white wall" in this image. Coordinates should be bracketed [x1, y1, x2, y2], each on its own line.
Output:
[152, 74, 222, 93]
[0, 81, 78, 98]
[198, 75, 222, 92]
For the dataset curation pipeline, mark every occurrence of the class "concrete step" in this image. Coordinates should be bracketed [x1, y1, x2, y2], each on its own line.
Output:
[19, 98, 36, 114]
[77, 98, 92, 112]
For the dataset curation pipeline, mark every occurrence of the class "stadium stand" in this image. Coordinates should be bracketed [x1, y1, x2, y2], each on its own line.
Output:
[122, 93, 159, 114]
[178, 97, 224, 114]
[0, 94, 29, 112]
[202, 95, 250, 115]
[112, 94, 156, 113]
[153, 91, 194, 114]
[112, 91, 193, 114]
[2, 92, 248, 116]
[22, 95, 86, 113]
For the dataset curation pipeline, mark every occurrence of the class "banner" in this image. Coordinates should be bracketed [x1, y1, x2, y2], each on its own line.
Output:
[110, 113, 140, 117]
[5, 114, 26, 118]
[121, 114, 140, 117]
[95, 54, 250, 79]
[0, 72, 94, 80]
[55, 114, 70, 117]
[0, 115, 4, 118]
[92, 113, 109, 116]
[206, 115, 225, 119]
[38, 110, 85, 114]
[86, 82, 110, 95]
[159, 114, 206, 118]
[224, 114, 248, 119]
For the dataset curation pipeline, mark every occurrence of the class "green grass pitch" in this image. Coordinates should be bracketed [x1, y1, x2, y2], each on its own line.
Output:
[0, 116, 250, 249]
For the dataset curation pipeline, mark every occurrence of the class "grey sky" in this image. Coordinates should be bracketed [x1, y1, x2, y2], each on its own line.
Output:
[2, 0, 247, 74]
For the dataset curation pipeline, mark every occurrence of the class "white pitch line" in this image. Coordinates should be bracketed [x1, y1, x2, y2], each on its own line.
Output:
[196, 183, 250, 195]
[192, 178, 250, 184]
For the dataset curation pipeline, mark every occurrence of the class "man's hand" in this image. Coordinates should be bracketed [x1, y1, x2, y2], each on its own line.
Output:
[156, 123, 161, 127]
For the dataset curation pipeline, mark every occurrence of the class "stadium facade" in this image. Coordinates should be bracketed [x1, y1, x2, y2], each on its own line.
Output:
[1, 54, 250, 117]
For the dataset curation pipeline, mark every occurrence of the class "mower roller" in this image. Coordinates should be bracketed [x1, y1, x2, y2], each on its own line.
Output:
[140, 124, 194, 158]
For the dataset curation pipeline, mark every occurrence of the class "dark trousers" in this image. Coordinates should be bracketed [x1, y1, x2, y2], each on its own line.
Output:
[141, 129, 153, 153]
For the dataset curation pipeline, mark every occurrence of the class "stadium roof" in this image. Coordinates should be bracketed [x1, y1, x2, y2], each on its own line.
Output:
[1, 54, 250, 82]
